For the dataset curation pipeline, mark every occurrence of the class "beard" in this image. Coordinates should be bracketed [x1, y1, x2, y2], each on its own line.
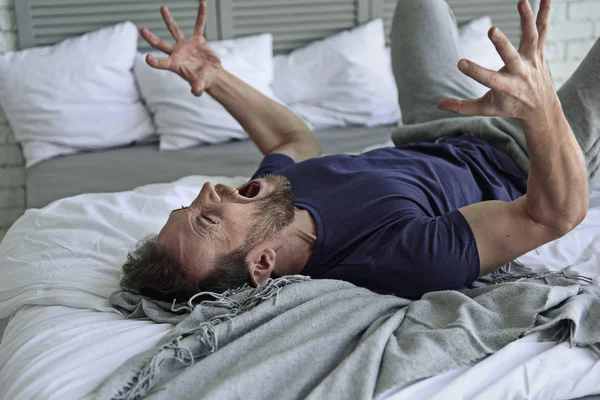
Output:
[245, 174, 296, 248]
[214, 174, 296, 249]
[210, 174, 295, 286]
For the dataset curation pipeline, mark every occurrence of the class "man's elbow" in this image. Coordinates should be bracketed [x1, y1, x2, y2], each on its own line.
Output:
[294, 133, 322, 161]
[528, 189, 589, 238]
[548, 205, 587, 238]
[567, 205, 587, 233]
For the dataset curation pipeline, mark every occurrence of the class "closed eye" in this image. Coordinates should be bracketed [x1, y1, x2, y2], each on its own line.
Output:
[197, 214, 217, 228]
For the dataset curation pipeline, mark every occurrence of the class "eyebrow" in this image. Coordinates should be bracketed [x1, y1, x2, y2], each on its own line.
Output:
[169, 208, 219, 240]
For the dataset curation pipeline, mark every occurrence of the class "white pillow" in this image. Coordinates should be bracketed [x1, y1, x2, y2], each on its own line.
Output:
[135, 33, 281, 151]
[272, 19, 401, 130]
[459, 16, 505, 97]
[0, 22, 154, 168]
[0, 174, 249, 319]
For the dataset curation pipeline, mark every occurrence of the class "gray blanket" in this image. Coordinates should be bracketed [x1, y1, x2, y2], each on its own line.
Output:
[94, 269, 600, 400]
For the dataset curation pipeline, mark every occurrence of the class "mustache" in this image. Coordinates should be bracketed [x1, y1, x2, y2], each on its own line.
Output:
[214, 183, 251, 203]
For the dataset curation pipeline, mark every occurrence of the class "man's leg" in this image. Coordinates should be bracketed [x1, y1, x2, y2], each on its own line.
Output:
[552, 39, 600, 186]
[391, 0, 482, 125]
[390, 0, 600, 185]
[389, 0, 531, 177]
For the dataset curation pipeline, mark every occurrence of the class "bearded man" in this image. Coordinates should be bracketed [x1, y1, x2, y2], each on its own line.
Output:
[121, 0, 595, 302]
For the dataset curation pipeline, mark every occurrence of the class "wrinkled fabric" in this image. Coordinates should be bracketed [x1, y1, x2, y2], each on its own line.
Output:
[95, 270, 600, 400]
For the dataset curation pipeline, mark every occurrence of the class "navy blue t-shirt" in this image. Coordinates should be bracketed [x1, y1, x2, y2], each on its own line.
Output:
[251, 135, 527, 298]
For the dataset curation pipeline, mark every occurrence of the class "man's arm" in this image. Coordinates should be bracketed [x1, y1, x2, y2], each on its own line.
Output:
[140, 2, 322, 162]
[206, 69, 322, 162]
[438, 0, 588, 277]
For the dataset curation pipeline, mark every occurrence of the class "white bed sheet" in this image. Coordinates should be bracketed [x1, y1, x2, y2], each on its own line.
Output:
[0, 182, 599, 400]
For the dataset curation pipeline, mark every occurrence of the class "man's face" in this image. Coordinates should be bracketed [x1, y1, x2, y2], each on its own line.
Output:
[156, 175, 295, 280]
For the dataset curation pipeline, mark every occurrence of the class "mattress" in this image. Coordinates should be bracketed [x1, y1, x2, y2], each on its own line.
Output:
[26, 125, 393, 209]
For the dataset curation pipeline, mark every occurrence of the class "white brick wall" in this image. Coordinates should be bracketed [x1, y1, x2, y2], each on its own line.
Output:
[0, 0, 24, 243]
[0, 0, 599, 243]
[546, 0, 600, 88]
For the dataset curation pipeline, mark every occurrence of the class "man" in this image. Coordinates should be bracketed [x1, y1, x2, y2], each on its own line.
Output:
[121, 0, 594, 302]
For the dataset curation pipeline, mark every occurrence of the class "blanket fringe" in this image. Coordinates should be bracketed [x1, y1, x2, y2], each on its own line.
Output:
[474, 260, 593, 286]
[471, 261, 600, 357]
[549, 320, 600, 357]
[112, 275, 309, 400]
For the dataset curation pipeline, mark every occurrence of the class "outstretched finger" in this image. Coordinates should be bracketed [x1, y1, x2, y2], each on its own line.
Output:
[517, 0, 538, 58]
[140, 28, 173, 55]
[457, 59, 508, 92]
[437, 97, 493, 116]
[146, 54, 172, 70]
[488, 27, 523, 74]
[193, 1, 207, 36]
[537, 0, 551, 51]
[161, 6, 185, 42]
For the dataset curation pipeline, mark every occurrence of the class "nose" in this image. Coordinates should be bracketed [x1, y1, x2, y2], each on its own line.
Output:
[191, 182, 221, 208]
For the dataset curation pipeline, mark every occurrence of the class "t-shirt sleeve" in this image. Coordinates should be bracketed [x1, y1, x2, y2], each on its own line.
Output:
[251, 153, 295, 180]
[361, 209, 480, 298]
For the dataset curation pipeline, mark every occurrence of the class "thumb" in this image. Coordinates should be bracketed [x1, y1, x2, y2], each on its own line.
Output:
[191, 80, 205, 97]
[190, 77, 206, 97]
[191, 86, 203, 97]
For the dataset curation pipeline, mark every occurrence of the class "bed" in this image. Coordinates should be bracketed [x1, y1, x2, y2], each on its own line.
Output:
[1, 0, 599, 399]
[1, 174, 600, 399]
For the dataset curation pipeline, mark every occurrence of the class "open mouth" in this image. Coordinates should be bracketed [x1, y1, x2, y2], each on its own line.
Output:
[237, 180, 261, 198]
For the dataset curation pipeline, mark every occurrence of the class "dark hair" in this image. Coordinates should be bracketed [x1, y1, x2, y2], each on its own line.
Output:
[120, 234, 252, 303]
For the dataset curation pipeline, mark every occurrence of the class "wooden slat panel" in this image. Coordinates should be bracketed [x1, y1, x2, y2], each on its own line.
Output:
[16, 0, 530, 55]
[233, 4, 356, 18]
[230, 0, 360, 53]
[217, 0, 234, 38]
[235, 13, 352, 27]
[449, 0, 523, 46]
[30, 2, 196, 17]
[16, 0, 220, 50]
[15, 0, 34, 49]
[357, 0, 370, 23]
[31, 10, 196, 25]
[232, 0, 352, 8]
[236, 21, 352, 37]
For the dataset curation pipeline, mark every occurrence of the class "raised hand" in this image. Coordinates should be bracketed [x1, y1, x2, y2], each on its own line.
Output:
[438, 0, 558, 122]
[140, 2, 221, 96]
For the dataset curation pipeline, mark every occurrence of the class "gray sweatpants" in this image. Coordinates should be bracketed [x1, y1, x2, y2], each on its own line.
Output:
[389, 0, 600, 187]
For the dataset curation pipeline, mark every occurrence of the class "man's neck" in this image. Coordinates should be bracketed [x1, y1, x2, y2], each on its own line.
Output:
[273, 207, 317, 276]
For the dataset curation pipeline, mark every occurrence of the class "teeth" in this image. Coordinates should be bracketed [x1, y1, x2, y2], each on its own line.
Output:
[237, 180, 261, 198]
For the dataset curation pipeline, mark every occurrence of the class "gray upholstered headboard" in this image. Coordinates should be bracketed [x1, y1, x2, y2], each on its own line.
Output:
[15, 0, 526, 53]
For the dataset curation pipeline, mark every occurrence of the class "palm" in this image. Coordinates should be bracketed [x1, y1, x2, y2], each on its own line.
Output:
[438, 0, 557, 121]
[140, 2, 222, 96]
[170, 37, 221, 92]
[477, 66, 520, 118]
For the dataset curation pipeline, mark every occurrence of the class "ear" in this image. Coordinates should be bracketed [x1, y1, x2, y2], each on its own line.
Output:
[247, 247, 276, 287]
